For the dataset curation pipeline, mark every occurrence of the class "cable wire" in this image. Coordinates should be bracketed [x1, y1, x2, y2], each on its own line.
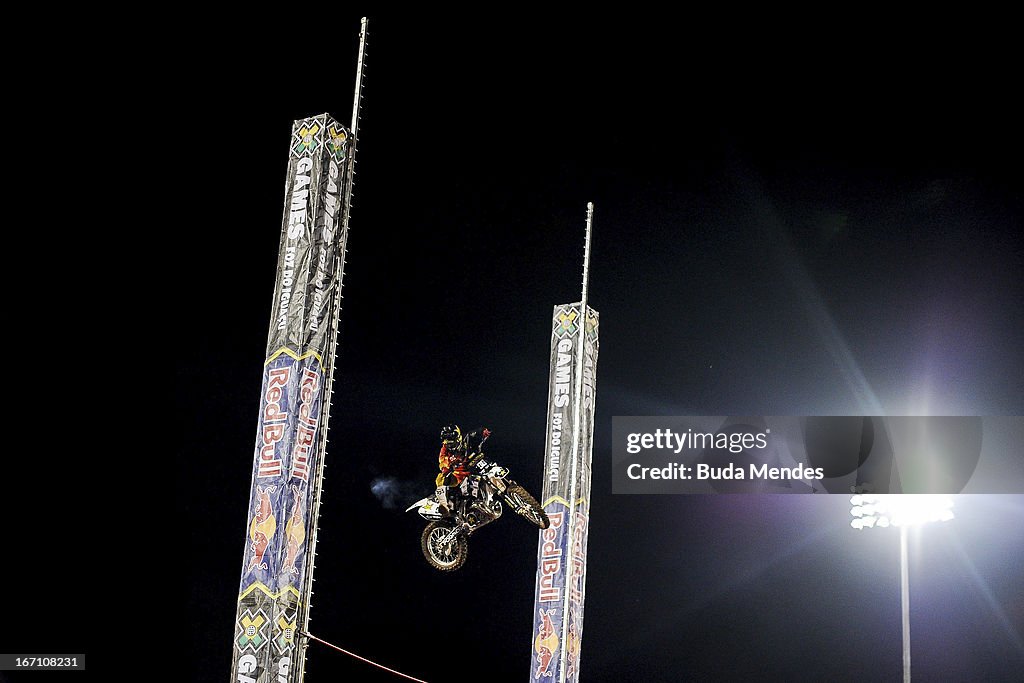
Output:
[301, 631, 429, 683]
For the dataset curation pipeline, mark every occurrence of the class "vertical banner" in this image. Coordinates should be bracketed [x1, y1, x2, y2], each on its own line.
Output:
[530, 303, 599, 682]
[232, 114, 350, 683]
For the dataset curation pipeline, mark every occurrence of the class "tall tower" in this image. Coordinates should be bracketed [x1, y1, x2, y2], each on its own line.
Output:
[529, 204, 600, 682]
[231, 19, 368, 683]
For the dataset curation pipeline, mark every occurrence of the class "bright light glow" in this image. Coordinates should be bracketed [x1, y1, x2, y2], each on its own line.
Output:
[850, 495, 955, 530]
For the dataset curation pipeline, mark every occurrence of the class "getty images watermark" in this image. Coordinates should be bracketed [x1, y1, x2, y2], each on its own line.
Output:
[612, 416, 1024, 494]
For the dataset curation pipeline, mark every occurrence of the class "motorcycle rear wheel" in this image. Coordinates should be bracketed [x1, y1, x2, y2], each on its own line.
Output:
[421, 521, 468, 571]
[504, 484, 550, 529]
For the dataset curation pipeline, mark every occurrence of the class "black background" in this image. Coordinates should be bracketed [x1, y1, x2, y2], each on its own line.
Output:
[177, 14, 1022, 682]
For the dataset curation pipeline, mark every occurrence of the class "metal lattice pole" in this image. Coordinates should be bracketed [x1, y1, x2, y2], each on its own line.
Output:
[297, 16, 368, 681]
[900, 525, 911, 683]
[558, 202, 593, 681]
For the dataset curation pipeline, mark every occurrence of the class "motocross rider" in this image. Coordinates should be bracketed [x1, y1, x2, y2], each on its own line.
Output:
[435, 424, 490, 512]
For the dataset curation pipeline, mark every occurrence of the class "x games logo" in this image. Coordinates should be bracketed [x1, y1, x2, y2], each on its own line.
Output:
[327, 124, 348, 163]
[554, 307, 578, 338]
[292, 119, 323, 157]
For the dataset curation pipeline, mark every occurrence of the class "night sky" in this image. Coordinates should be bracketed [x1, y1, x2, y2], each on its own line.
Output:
[180, 16, 1022, 682]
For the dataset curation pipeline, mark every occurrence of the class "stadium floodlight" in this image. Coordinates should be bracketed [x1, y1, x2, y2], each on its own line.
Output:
[850, 494, 954, 529]
[850, 495, 955, 682]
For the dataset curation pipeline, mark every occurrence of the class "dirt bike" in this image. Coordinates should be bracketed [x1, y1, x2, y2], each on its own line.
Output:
[406, 457, 549, 571]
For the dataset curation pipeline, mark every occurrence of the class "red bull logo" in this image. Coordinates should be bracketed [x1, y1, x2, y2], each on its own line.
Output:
[533, 608, 559, 679]
[289, 366, 321, 483]
[258, 367, 290, 478]
[539, 510, 565, 602]
[248, 485, 278, 571]
[282, 485, 307, 575]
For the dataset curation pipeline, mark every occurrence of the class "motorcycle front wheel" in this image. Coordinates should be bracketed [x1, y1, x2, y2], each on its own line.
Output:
[503, 484, 550, 529]
[421, 521, 468, 571]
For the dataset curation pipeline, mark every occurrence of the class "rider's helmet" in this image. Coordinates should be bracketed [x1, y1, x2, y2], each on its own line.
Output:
[440, 424, 462, 449]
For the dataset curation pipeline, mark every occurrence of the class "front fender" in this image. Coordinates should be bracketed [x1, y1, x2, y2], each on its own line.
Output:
[405, 497, 434, 513]
[407, 497, 445, 520]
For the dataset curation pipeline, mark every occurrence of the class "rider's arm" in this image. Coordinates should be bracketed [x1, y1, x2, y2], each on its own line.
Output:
[466, 427, 490, 463]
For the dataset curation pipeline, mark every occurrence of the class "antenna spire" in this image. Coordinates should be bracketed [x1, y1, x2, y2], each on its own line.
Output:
[581, 202, 593, 308]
